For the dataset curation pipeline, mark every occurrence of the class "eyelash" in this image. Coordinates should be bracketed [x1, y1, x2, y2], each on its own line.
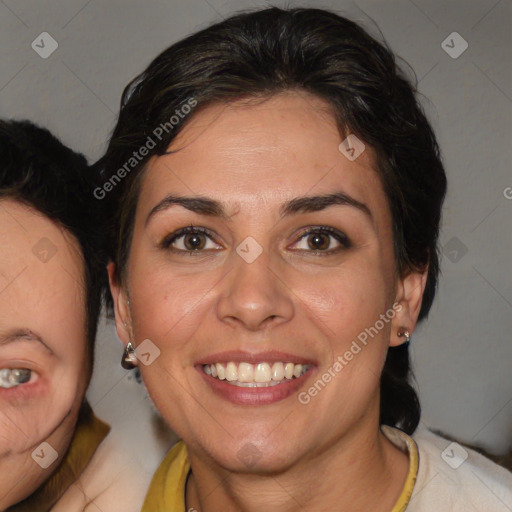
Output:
[160, 224, 351, 256]
[294, 226, 351, 255]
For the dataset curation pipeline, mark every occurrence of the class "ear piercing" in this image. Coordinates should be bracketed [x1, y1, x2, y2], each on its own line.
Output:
[121, 342, 137, 369]
[121, 298, 136, 369]
[397, 329, 411, 344]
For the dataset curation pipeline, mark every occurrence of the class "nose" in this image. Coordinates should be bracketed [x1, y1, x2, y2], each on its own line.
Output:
[215, 249, 295, 332]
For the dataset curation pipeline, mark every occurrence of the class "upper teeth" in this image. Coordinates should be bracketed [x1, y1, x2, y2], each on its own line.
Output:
[0, 368, 31, 388]
[203, 362, 310, 385]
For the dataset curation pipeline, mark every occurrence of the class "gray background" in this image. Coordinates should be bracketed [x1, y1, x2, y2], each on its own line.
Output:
[1, 0, 511, 471]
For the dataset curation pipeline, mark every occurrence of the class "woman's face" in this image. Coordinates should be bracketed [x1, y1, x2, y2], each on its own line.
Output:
[111, 92, 425, 472]
[0, 200, 89, 508]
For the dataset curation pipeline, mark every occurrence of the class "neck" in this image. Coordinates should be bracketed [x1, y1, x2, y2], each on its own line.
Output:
[185, 411, 410, 512]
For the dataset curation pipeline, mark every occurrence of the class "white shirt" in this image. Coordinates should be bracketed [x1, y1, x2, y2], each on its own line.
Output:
[384, 423, 512, 511]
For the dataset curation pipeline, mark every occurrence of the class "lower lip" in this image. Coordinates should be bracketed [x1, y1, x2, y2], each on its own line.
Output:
[197, 366, 315, 405]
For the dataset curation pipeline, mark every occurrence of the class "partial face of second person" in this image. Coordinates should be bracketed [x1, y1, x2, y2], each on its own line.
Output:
[0, 200, 89, 508]
[110, 92, 426, 473]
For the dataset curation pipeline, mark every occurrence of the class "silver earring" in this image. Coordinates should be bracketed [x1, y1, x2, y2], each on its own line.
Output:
[121, 342, 137, 369]
[397, 329, 411, 344]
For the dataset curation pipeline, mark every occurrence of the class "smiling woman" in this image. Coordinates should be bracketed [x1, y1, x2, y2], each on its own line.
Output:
[0, 120, 151, 511]
[100, 7, 512, 512]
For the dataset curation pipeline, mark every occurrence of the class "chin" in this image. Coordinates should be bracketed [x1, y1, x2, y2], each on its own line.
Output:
[197, 436, 301, 475]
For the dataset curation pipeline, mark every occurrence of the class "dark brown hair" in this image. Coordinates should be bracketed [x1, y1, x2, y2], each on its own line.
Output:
[100, 7, 447, 434]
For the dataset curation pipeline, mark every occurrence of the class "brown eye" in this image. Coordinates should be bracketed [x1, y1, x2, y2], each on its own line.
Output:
[182, 232, 207, 250]
[291, 226, 351, 254]
[307, 232, 331, 251]
[162, 225, 222, 253]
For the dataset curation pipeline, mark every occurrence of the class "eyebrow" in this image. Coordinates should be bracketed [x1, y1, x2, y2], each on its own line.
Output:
[0, 329, 53, 354]
[146, 191, 372, 225]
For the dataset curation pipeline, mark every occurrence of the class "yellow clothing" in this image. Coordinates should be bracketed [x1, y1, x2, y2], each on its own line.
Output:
[142, 441, 190, 512]
[141, 425, 418, 512]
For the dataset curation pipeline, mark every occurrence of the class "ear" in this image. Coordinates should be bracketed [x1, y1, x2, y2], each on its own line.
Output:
[107, 261, 133, 348]
[389, 267, 428, 347]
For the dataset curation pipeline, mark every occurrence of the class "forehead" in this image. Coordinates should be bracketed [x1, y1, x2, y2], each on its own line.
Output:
[138, 92, 388, 222]
[0, 199, 84, 301]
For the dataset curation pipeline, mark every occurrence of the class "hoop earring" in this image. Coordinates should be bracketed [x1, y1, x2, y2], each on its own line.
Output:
[121, 342, 137, 369]
[397, 329, 411, 345]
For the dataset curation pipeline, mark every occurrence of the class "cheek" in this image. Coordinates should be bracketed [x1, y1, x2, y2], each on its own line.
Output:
[296, 268, 393, 408]
[129, 260, 221, 350]
[297, 263, 391, 341]
[296, 265, 392, 401]
[0, 334, 87, 456]
[0, 370, 79, 456]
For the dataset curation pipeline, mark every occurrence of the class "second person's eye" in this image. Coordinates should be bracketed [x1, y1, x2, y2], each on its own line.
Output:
[0, 368, 32, 389]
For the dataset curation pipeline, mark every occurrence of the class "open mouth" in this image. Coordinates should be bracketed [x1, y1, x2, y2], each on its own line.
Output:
[202, 361, 311, 387]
